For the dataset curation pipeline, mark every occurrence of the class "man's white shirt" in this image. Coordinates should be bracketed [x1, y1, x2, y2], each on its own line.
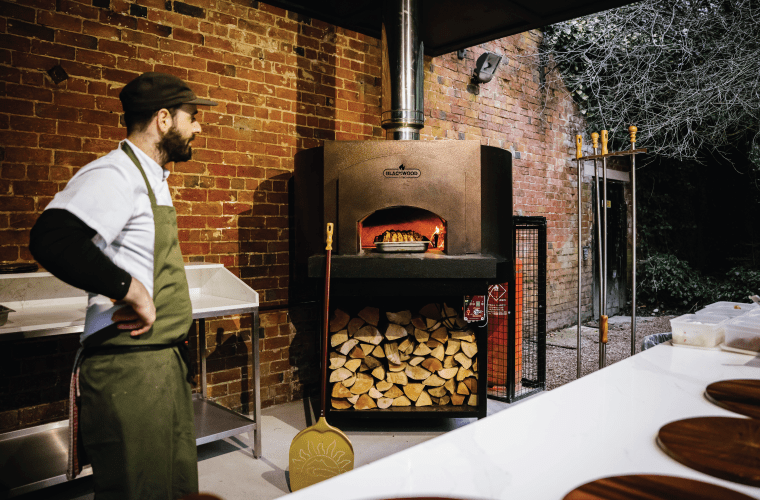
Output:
[46, 139, 174, 340]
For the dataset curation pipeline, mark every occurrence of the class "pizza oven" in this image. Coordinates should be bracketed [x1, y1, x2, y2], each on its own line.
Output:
[293, 140, 512, 296]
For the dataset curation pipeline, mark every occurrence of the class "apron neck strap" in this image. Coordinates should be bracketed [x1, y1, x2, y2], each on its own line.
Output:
[121, 142, 157, 207]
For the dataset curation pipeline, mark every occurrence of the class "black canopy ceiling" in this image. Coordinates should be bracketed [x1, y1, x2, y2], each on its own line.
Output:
[266, 0, 636, 56]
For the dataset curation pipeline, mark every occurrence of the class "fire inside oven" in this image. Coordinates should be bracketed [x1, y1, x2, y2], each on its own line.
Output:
[359, 206, 447, 253]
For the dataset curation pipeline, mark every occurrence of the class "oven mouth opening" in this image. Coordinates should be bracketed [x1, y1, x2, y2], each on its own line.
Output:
[359, 206, 447, 254]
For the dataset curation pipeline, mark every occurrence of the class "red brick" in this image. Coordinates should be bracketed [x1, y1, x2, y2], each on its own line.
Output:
[99, 39, 137, 58]
[54, 150, 97, 166]
[38, 10, 82, 32]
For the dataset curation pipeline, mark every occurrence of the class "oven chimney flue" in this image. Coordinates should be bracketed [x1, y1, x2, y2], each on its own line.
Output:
[381, 0, 424, 140]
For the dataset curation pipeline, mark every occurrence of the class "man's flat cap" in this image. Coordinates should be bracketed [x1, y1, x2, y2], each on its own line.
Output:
[119, 72, 217, 113]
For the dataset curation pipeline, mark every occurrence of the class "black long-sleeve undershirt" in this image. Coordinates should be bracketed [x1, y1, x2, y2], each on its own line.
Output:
[29, 209, 132, 301]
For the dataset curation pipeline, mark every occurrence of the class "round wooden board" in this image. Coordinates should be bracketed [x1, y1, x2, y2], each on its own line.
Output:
[705, 379, 760, 419]
[563, 474, 755, 500]
[657, 416, 760, 487]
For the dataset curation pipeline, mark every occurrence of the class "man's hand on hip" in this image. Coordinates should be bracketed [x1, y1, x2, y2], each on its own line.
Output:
[111, 277, 156, 336]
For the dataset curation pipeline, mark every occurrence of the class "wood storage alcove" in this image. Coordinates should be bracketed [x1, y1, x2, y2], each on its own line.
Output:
[325, 297, 488, 419]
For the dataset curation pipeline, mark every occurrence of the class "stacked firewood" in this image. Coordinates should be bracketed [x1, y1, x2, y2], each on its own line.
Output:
[328, 303, 479, 410]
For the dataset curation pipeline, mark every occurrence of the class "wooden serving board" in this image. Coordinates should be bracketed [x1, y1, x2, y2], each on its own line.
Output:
[563, 474, 755, 499]
[705, 379, 760, 419]
[657, 416, 760, 487]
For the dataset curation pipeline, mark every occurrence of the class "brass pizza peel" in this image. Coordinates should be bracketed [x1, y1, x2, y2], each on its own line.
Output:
[288, 223, 354, 491]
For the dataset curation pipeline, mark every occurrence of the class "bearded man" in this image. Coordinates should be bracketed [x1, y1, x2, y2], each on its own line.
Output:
[29, 72, 217, 500]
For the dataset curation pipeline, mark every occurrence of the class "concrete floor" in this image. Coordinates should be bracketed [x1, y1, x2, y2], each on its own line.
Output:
[13, 397, 526, 500]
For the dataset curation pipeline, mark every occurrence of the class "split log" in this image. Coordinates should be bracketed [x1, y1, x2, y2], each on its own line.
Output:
[332, 398, 352, 409]
[371, 366, 386, 380]
[414, 328, 430, 343]
[360, 344, 375, 356]
[405, 365, 431, 381]
[329, 309, 350, 332]
[355, 325, 383, 345]
[439, 395, 451, 405]
[422, 374, 445, 387]
[426, 319, 441, 330]
[443, 355, 456, 368]
[348, 394, 360, 404]
[411, 316, 427, 330]
[428, 386, 447, 398]
[419, 303, 441, 321]
[376, 380, 393, 392]
[368, 387, 384, 399]
[350, 373, 374, 394]
[344, 358, 362, 372]
[332, 383, 352, 398]
[347, 317, 365, 336]
[430, 326, 448, 344]
[364, 356, 381, 369]
[384, 385, 403, 398]
[329, 367, 352, 383]
[355, 394, 377, 410]
[329, 352, 346, 370]
[331, 331, 348, 347]
[385, 323, 407, 341]
[461, 341, 477, 358]
[445, 339, 461, 356]
[450, 393, 465, 406]
[358, 306, 380, 326]
[456, 367, 474, 381]
[372, 345, 385, 358]
[398, 337, 414, 354]
[451, 330, 476, 343]
[398, 351, 411, 362]
[392, 395, 411, 407]
[430, 343, 445, 362]
[438, 367, 459, 380]
[341, 374, 356, 388]
[444, 378, 456, 394]
[377, 398, 393, 409]
[348, 345, 365, 359]
[421, 357, 443, 372]
[464, 377, 478, 393]
[387, 362, 406, 372]
[413, 343, 432, 356]
[473, 359, 478, 372]
[384, 342, 401, 365]
[457, 381, 470, 395]
[387, 371, 408, 386]
[454, 352, 472, 369]
[416, 390, 432, 407]
[338, 338, 359, 355]
[409, 356, 425, 366]
[468, 395, 478, 406]
[386, 310, 412, 325]
[404, 383, 424, 401]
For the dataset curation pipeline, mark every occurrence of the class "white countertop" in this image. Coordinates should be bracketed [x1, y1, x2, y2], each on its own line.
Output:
[283, 343, 760, 500]
[0, 263, 258, 338]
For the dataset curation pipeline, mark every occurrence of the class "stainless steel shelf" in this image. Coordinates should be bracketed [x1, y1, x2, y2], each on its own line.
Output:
[0, 264, 261, 498]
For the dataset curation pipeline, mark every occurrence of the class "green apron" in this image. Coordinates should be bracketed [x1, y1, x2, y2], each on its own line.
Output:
[78, 142, 198, 500]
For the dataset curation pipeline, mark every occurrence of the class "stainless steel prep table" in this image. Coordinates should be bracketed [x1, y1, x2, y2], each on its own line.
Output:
[0, 263, 260, 497]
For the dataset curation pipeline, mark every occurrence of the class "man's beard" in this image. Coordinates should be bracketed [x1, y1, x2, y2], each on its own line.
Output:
[158, 126, 194, 164]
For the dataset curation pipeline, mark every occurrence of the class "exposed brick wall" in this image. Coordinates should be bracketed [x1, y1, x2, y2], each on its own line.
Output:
[0, 0, 590, 430]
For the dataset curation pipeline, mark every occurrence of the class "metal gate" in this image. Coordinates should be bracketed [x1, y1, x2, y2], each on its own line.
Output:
[487, 216, 546, 402]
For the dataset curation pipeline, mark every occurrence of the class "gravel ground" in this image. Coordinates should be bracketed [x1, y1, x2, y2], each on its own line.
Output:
[545, 315, 676, 391]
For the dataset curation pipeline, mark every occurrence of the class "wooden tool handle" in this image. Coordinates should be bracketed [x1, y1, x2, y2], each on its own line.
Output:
[629, 125, 637, 144]
[600, 315, 608, 343]
[591, 132, 599, 149]
[575, 135, 583, 159]
[601, 130, 608, 155]
[326, 222, 333, 251]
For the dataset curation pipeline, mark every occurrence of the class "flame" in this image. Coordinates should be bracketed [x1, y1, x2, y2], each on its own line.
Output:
[434, 226, 440, 235]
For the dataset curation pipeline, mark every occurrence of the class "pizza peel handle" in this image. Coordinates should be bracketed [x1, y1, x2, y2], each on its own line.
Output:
[288, 223, 354, 492]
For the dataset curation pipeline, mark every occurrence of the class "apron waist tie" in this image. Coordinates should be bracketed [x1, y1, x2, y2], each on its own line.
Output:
[83, 341, 196, 385]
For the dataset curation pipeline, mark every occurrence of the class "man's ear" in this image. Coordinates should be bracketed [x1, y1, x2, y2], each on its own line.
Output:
[156, 108, 173, 134]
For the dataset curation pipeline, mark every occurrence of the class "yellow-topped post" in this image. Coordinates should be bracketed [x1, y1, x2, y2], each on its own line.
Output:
[575, 134, 583, 159]
[592, 132, 599, 150]
[629, 125, 638, 356]
[601, 129, 608, 155]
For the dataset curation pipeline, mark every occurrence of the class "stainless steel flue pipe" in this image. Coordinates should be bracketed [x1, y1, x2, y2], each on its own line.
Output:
[382, 0, 425, 140]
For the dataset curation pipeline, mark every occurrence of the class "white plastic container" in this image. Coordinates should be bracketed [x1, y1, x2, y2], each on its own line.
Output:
[696, 301, 757, 318]
[723, 315, 760, 353]
[669, 313, 729, 348]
